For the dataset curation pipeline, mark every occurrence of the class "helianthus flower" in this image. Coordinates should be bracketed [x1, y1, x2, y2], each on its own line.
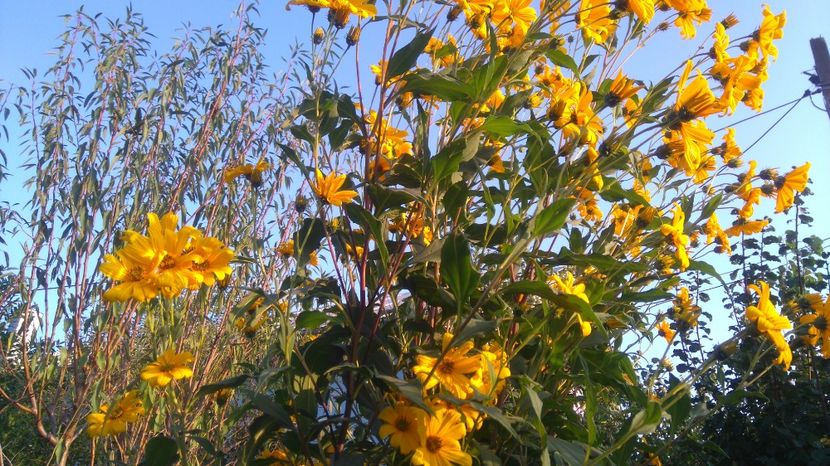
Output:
[312, 169, 358, 206]
[140, 349, 195, 388]
[656, 320, 676, 343]
[617, 0, 655, 23]
[379, 402, 425, 454]
[87, 391, 145, 437]
[256, 448, 290, 465]
[411, 408, 472, 466]
[675, 61, 721, 119]
[672, 287, 701, 330]
[577, 0, 617, 44]
[606, 71, 641, 107]
[659, 204, 690, 271]
[663, 0, 712, 39]
[471, 343, 511, 397]
[801, 295, 830, 358]
[413, 333, 480, 399]
[774, 162, 810, 213]
[746, 281, 793, 370]
[724, 218, 768, 237]
[548, 271, 592, 336]
[277, 240, 295, 257]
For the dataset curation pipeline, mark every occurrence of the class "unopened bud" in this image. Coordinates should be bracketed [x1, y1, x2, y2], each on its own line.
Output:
[346, 26, 361, 46]
[313, 27, 325, 44]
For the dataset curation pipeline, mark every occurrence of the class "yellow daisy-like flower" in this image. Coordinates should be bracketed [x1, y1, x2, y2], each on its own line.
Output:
[86, 391, 145, 437]
[656, 320, 676, 343]
[411, 407, 472, 466]
[774, 162, 810, 213]
[379, 402, 425, 454]
[140, 349, 195, 388]
[746, 281, 793, 370]
[548, 271, 592, 336]
[413, 333, 480, 399]
[312, 169, 358, 206]
[277, 240, 295, 257]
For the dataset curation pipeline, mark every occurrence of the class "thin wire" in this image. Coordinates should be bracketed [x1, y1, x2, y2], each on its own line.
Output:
[741, 90, 811, 155]
[712, 90, 816, 133]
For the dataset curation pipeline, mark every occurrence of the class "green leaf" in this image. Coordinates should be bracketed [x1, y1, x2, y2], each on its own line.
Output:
[480, 116, 528, 138]
[545, 50, 578, 74]
[532, 198, 576, 237]
[376, 375, 432, 412]
[627, 400, 663, 436]
[402, 73, 470, 101]
[246, 392, 294, 429]
[196, 374, 249, 398]
[666, 386, 691, 434]
[296, 310, 330, 330]
[500, 280, 558, 302]
[139, 436, 179, 466]
[440, 233, 480, 306]
[294, 218, 326, 265]
[431, 135, 479, 184]
[387, 29, 434, 79]
[688, 260, 728, 289]
[454, 319, 498, 345]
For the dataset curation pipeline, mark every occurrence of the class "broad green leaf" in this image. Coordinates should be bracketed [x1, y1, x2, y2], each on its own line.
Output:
[376, 375, 432, 412]
[545, 50, 578, 74]
[531, 198, 576, 237]
[139, 436, 179, 466]
[454, 318, 498, 345]
[296, 310, 330, 329]
[440, 233, 480, 306]
[387, 29, 434, 79]
[627, 400, 663, 436]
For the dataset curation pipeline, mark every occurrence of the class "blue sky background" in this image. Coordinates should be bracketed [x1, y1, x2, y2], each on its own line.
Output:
[0, 1, 829, 350]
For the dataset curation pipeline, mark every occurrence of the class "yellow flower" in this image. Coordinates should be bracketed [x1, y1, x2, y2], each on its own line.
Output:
[675, 60, 721, 119]
[277, 240, 295, 257]
[223, 158, 270, 187]
[86, 391, 145, 437]
[548, 271, 592, 336]
[606, 71, 641, 106]
[703, 213, 731, 255]
[140, 349, 195, 388]
[657, 320, 676, 343]
[619, 0, 655, 24]
[378, 402, 425, 454]
[472, 343, 511, 397]
[664, 0, 712, 39]
[256, 448, 290, 465]
[308, 250, 319, 266]
[577, 0, 617, 44]
[312, 169, 358, 206]
[774, 162, 810, 213]
[659, 204, 690, 271]
[413, 333, 480, 399]
[801, 295, 830, 358]
[749, 5, 785, 60]
[746, 281, 793, 370]
[411, 408, 472, 466]
[724, 219, 769, 237]
[672, 287, 701, 330]
[100, 213, 233, 302]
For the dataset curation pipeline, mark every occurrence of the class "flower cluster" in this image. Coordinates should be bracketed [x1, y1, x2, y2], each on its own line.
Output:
[100, 213, 234, 302]
[380, 333, 510, 465]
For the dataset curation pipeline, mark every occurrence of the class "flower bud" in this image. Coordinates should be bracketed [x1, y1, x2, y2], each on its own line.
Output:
[313, 27, 325, 44]
[346, 26, 361, 46]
